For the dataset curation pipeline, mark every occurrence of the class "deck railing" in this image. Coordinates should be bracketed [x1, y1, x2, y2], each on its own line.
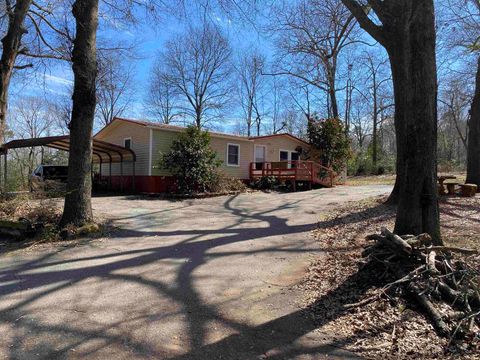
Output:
[249, 160, 335, 187]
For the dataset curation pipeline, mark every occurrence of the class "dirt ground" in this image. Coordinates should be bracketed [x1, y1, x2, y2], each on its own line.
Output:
[0, 185, 391, 360]
[303, 195, 480, 359]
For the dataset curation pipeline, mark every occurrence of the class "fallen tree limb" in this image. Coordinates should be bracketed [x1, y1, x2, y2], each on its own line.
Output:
[380, 227, 413, 255]
[425, 246, 479, 255]
[408, 283, 450, 337]
[360, 228, 480, 340]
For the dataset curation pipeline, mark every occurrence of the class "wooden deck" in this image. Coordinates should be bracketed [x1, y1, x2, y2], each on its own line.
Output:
[249, 161, 335, 190]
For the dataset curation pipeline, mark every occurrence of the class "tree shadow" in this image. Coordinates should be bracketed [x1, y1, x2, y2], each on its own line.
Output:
[0, 193, 389, 359]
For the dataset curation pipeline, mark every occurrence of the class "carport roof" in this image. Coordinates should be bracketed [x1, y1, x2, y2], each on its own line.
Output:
[0, 135, 135, 163]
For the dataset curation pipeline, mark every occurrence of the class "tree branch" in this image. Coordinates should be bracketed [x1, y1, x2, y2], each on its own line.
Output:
[341, 0, 386, 45]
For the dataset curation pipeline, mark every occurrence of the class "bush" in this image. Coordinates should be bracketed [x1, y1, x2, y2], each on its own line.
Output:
[308, 117, 351, 173]
[208, 171, 247, 193]
[159, 126, 221, 194]
[250, 176, 279, 190]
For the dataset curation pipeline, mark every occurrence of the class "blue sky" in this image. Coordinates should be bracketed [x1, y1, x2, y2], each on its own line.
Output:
[9, 2, 278, 135]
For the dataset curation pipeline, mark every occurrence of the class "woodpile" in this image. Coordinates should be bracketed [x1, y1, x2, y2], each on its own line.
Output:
[350, 227, 479, 343]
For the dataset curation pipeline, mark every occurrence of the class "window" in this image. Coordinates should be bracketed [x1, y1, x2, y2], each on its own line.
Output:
[124, 138, 132, 149]
[227, 143, 240, 166]
[255, 145, 266, 163]
[280, 150, 289, 161]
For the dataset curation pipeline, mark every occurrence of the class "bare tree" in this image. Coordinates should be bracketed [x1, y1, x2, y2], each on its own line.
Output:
[60, 0, 99, 227]
[158, 22, 232, 128]
[147, 61, 182, 124]
[449, 0, 480, 187]
[0, 0, 33, 145]
[467, 57, 480, 186]
[342, 0, 441, 243]
[96, 52, 135, 126]
[236, 50, 265, 136]
[362, 51, 392, 169]
[9, 96, 55, 185]
[0, 0, 75, 144]
[269, 0, 358, 120]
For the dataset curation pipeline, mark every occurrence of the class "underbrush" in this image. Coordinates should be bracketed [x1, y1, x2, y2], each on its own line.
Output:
[208, 171, 247, 193]
[304, 196, 480, 359]
[0, 194, 103, 246]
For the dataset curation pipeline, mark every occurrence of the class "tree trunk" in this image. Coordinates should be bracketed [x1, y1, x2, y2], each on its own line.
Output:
[0, 0, 33, 145]
[195, 107, 201, 128]
[372, 74, 378, 170]
[60, 0, 99, 227]
[466, 56, 480, 188]
[386, 2, 441, 244]
[327, 67, 339, 119]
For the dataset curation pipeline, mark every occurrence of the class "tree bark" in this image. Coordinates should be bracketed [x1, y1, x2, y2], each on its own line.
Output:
[466, 56, 480, 188]
[387, 4, 440, 243]
[60, 0, 99, 227]
[0, 0, 33, 145]
[342, 0, 441, 244]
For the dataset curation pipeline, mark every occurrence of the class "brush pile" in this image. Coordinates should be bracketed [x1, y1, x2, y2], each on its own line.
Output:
[352, 227, 480, 346]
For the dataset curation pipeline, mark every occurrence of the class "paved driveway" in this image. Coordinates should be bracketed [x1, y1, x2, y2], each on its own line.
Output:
[0, 185, 391, 360]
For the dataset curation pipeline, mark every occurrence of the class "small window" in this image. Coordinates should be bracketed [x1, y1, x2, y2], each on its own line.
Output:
[280, 150, 289, 161]
[227, 144, 240, 166]
[124, 138, 132, 149]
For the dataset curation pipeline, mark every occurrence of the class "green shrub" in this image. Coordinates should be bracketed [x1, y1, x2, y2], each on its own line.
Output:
[308, 117, 351, 173]
[159, 126, 221, 194]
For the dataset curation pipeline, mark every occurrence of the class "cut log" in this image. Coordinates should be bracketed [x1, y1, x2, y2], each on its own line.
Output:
[427, 251, 440, 274]
[459, 183, 477, 197]
[406, 233, 432, 248]
[446, 183, 457, 195]
[380, 227, 413, 255]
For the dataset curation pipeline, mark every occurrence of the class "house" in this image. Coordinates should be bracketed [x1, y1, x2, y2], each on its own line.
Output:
[93, 117, 333, 193]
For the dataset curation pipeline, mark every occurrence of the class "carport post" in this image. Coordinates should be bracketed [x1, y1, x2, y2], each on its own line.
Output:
[132, 160, 136, 193]
[109, 160, 112, 189]
[120, 156, 124, 192]
[3, 151, 7, 193]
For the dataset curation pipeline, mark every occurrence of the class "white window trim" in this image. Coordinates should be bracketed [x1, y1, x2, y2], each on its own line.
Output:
[226, 143, 240, 167]
[123, 137, 132, 149]
[279, 149, 290, 161]
[254, 145, 266, 163]
[279, 149, 299, 169]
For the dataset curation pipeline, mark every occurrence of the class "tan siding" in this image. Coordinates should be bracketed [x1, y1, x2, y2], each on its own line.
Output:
[152, 129, 253, 179]
[210, 137, 253, 179]
[151, 129, 178, 176]
[252, 136, 309, 162]
[95, 121, 150, 176]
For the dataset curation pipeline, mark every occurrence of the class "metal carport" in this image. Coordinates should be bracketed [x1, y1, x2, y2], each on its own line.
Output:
[0, 135, 136, 192]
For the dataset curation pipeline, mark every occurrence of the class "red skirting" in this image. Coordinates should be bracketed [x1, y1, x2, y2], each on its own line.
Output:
[101, 176, 177, 193]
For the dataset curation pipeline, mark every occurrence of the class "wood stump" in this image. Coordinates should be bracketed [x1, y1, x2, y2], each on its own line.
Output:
[459, 183, 477, 197]
[446, 183, 457, 195]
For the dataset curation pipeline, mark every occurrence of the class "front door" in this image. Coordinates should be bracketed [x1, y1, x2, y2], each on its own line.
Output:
[255, 145, 266, 170]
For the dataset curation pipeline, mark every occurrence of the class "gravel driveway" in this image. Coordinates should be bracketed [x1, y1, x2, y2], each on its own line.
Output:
[0, 185, 391, 360]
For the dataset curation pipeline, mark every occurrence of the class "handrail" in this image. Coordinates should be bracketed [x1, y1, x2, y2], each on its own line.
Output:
[250, 160, 336, 187]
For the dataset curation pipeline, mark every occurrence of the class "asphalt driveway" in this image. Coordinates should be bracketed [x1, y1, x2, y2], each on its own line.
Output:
[0, 185, 391, 360]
